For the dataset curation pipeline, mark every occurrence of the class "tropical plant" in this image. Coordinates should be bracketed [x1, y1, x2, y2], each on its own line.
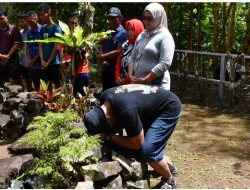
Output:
[15, 111, 101, 188]
[26, 20, 112, 78]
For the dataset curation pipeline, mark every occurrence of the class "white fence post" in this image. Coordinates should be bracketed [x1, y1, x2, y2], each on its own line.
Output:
[219, 55, 226, 104]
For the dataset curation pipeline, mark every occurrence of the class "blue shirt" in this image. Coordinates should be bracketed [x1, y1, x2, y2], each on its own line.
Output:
[41, 23, 62, 65]
[102, 24, 127, 55]
[27, 24, 42, 70]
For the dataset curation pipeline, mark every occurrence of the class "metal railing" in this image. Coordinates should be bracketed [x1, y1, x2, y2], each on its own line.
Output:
[171, 49, 250, 104]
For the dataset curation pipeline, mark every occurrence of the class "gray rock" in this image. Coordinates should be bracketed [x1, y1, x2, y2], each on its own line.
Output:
[0, 154, 33, 188]
[80, 161, 122, 181]
[106, 174, 123, 189]
[0, 92, 7, 104]
[27, 92, 39, 99]
[26, 99, 43, 115]
[4, 84, 23, 96]
[17, 92, 29, 99]
[112, 154, 147, 180]
[125, 179, 150, 189]
[94, 174, 123, 189]
[2, 98, 22, 114]
[0, 114, 11, 139]
[75, 181, 94, 189]
[8, 132, 35, 154]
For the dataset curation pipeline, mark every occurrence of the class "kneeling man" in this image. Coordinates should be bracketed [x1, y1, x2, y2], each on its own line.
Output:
[83, 84, 182, 189]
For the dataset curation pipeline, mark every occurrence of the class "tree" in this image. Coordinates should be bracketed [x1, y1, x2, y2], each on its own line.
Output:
[226, 3, 237, 52]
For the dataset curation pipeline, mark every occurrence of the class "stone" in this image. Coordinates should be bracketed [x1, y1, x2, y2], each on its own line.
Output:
[94, 174, 123, 189]
[75, 181, 94, 189]
[0, 92, 7, 104]
[0, 114, 11, 139]
[112, 154, 147, 180]
[80, 161, 122, 181]
[17, 92, 29, 99]
[2, 98, 22, 114]
[8, 132, 36, 155]
[125, 179, 150, 189]
[4, 84, 23, 96]
[26, 99, 43, 116]
[0, 154, 33, 188]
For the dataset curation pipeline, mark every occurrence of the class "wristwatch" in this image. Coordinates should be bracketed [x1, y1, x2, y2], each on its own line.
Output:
[105, 134, 112, 142]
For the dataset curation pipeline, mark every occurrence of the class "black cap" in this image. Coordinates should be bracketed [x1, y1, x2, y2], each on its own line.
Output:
[0, 7, 7, 16]
[107, 7, 122, 17]
[83, 105, 110, 134]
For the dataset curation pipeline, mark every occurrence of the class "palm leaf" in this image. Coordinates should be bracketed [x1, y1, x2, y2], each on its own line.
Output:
[73, 26, 84, 47]
[59, 20, 70, 35]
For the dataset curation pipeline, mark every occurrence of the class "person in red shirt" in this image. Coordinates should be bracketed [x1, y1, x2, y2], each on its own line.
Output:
[115, 19, 144, 85]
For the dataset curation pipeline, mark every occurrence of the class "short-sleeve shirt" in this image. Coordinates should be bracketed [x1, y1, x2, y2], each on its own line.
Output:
[100, 84, 182, 137]
[0, 24, 22, 58]
[102, 24, 127, 61]
[20, 28, 29, 68]
[27, 24, 42, 70]
[40, 23, 62, 65]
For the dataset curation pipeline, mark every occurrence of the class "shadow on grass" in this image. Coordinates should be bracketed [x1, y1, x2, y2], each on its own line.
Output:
[176, 104, 250, 161]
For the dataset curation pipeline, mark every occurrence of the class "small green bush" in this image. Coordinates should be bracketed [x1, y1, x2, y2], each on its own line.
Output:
[15, 111, 101, 188]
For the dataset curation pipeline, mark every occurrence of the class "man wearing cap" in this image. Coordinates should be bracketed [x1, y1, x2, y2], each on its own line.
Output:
[83, 84, 182, 189]
[0, 7, 22, 86]
[97, 7, 127, 91]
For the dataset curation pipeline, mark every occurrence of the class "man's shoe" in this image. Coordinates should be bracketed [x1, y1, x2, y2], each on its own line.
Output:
[152, 177, 177, 189]
[168, 163, 178, 176]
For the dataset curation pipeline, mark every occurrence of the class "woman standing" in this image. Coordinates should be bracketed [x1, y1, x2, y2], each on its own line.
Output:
[128, 3, 175, 90]
[115, 19, 144, 85]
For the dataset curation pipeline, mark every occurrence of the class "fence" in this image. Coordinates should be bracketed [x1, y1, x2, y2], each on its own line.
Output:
[170, 49, 250, 105]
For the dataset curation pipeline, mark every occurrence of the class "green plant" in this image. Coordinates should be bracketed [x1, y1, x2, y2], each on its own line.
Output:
[15, 111, 101, 188]
[25, 20, 112, 77]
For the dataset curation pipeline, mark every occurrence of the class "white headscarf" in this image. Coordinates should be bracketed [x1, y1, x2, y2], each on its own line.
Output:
[134, 3, 168, 70]
[144, 2, 168, 34]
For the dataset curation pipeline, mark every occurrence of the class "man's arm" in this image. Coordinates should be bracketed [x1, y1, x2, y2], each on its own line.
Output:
[103, 129, 144, 150]
[7, 43, 21, 58]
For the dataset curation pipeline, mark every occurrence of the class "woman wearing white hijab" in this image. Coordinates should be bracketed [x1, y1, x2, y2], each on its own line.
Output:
[128, 3, 175, 91]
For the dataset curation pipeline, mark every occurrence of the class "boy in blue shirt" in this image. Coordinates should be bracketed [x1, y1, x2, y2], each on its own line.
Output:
[38, 3, 62, 92]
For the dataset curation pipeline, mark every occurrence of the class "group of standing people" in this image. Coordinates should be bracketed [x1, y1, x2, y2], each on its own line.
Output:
[0, 2, 175, 94]
[99, 2, 175, 93]
[0, 4, 89, 96]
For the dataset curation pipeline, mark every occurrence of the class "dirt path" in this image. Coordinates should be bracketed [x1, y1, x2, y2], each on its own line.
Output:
[0, 140, 13, 159]
[156, 104, 250, 188]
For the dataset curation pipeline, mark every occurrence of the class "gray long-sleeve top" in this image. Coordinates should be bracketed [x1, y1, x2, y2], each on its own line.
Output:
[128, 28, 175, 79]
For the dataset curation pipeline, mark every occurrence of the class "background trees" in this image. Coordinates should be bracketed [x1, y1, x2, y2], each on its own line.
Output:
[0, 2, 249, 54]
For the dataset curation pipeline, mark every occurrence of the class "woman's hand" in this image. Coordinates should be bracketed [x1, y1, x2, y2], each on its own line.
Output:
[115, 77, 122, 85]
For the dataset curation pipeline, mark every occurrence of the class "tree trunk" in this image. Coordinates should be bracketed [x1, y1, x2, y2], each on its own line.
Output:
[178, 3, 183, 49]
[188, 3, 194, 51]
[220, 3, 233, 53]
[78, 2, 95, 36]
[226, 3, 237, 52]
[213, 3, 219, 53]
[243, 4, 250, 54]
[196, 4, 202, 51]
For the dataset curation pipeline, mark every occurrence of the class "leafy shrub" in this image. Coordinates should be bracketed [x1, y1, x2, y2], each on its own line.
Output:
[15, 111, 101, 188]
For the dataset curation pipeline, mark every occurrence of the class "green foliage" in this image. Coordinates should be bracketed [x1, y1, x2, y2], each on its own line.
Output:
[15, 111, 101, 188]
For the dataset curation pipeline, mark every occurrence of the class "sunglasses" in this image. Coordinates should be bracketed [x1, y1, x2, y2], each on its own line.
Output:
[142, 16, 154, 22]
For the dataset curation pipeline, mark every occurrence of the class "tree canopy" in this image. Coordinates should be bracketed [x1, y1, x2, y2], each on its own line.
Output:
[0, 2, 249, 54]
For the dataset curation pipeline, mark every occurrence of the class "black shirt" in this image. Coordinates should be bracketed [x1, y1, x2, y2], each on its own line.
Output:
[100, 84, 182, 137]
